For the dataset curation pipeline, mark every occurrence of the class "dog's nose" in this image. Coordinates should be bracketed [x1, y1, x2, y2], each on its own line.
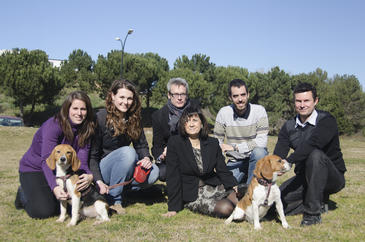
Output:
[60, 157, 66, 162]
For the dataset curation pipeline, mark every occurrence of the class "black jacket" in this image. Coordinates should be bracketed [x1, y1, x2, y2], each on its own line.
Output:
[274, 110, 346, 174]
[166, 135, 237, 212]
[89, 109, 151, 182]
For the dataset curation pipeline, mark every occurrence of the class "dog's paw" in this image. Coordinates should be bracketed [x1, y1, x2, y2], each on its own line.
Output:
[282, 222, 290, 229]
[67, 221, 77, 227]
[56, 217, 66, 223]
[93, 218, 110, 225]
[254, 225, 262, 230]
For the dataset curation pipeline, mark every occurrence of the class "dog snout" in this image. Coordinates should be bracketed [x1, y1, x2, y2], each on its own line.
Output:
[60, 156, 67, 163]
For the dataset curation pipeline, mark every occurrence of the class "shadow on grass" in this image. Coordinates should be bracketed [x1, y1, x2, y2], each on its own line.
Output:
[123, 184, 167, 207]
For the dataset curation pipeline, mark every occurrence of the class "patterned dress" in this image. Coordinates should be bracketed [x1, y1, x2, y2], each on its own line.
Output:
[184, 147, 231, 215]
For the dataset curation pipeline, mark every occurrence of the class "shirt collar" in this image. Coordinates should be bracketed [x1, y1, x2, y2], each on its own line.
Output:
[233, 103, 251, 120]
[295, 109, 318, 128]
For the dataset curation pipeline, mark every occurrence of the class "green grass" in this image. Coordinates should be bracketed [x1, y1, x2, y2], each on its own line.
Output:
[1, 126, 365, 241]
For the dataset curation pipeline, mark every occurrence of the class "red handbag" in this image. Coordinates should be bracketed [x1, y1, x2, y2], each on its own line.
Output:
[133, 164, 151, 183]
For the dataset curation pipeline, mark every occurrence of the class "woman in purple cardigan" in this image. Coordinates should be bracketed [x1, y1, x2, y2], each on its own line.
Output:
[15, 91, 96, 219]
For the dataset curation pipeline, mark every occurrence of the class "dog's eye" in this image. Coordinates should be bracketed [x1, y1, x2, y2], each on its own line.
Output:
[56, 150, 60, 153]
[67, 151, 72, 154]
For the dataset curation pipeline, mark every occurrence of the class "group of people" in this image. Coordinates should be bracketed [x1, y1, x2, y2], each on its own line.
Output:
[15, 77, 346, 227]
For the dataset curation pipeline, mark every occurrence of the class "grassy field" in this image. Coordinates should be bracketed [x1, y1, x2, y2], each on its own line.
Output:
[0, 126, 364, 241]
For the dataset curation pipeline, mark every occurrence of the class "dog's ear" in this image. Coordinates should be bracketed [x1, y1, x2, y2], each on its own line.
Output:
[46, 148, 56, 170]
[261, 156, 273, 180]
[253, 157, 265, 179]
[71, 147, 81, 172]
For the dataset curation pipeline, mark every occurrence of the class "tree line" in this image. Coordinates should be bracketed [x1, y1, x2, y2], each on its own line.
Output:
[1, 48, 364, 136]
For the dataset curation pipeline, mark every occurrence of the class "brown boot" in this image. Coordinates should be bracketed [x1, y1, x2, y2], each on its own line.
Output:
[110, 204, 126, 215]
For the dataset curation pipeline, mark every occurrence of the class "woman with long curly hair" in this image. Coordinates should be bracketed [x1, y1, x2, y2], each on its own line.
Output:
[89, 79, 159, 214]
[15, 91, 96, 219]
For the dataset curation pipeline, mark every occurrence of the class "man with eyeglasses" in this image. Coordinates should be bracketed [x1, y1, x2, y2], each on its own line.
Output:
[214, 79, 269, 185]
[152, 78, 199, 181]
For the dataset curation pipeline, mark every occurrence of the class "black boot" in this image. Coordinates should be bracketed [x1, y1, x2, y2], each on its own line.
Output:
[236, 183, 248, 200]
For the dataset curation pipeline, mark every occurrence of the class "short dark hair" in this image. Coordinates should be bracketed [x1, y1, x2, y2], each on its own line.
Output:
[178, 105, 209, 139]
[293, 82, 317, 100]
[228, 79, 248, 97]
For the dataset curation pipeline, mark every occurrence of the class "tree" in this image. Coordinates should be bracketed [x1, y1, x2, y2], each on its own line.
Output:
[60, 49, 95, 92]
[124, 53, 169, 107]
[0, 48, 63, 117]
[94, 50, 122, 99]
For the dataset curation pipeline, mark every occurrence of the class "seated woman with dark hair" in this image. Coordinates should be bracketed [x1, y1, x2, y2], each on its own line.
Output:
[162, 105, 238, 218]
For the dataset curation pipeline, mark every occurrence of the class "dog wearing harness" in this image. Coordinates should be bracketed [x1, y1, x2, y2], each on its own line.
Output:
[47, 144, 109, 226]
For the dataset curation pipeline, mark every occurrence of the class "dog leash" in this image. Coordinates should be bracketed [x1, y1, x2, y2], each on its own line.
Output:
[107, 178, 134, 190]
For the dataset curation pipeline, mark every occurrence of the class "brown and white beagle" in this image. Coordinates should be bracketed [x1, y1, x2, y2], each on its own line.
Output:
[225, 155, 291, 230]
[46, 144, 109, 226]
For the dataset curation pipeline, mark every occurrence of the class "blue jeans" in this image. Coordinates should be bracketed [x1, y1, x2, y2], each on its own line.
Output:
[99, 146, 159, 205]
[226, 147, 268, 184]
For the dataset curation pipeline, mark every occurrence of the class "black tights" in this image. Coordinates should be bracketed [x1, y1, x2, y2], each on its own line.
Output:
[213, 191, 237, 218]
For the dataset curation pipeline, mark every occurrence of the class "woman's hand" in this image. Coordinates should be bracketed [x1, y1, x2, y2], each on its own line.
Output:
[97, 180, 109, 194]
[76, 173, 93, 191]
[162, 211, 177, 217]
[137, 157, 152, 169]
[53, 186, 69, 200]
[220, 143, 234, 153]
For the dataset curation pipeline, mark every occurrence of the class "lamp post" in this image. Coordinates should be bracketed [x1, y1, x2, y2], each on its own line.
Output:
[115, 29, 134, 79]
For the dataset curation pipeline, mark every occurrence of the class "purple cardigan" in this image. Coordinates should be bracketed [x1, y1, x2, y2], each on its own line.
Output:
[19, 117, 91, 191]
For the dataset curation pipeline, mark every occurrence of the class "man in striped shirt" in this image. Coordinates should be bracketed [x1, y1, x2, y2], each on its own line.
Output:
[214, 79, 269, 184]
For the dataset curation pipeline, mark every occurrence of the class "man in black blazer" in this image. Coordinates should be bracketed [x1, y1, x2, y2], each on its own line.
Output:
[151, 78, 197, 181]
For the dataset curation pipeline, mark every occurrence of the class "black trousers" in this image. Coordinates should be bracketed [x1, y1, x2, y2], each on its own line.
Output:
[19, 172, 59, 219]
[280, 149, 345, 215]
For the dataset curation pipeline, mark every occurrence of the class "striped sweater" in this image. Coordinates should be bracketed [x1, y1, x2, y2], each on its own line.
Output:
[214, 103, 269, 156]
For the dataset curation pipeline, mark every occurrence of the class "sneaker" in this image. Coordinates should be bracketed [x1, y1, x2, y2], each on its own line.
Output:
[14, 186, 25, 210]
[110, 204, 126, 215]
[300, 213, 322, 226]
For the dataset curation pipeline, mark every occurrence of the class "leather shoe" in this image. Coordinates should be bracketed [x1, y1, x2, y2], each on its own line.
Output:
[300, 213, 322, 226]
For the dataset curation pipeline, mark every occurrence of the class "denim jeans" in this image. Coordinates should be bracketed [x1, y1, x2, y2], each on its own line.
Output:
[226, 147, 268, 184]
[100, 146, 159, 205]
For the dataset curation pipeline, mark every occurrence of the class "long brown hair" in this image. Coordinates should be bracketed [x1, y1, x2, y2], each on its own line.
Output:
[105, 79, 142, 140]
[55, 91, 95, 147]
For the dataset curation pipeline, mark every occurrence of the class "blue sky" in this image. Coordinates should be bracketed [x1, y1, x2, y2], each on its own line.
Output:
[1, 0, 364, 89]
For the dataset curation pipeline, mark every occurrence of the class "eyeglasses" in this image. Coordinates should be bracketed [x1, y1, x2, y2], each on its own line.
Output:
[169, 92, 187, 98]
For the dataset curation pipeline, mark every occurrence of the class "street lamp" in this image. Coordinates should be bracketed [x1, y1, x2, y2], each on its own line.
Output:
[115, 29, 134, 79]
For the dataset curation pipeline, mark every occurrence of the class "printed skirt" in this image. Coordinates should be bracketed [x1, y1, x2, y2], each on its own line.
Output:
[184, 184, 232, 216]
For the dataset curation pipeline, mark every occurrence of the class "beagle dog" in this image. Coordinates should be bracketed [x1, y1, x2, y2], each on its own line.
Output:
[225, 155, 291, 230]
[46, 144, 109, 226]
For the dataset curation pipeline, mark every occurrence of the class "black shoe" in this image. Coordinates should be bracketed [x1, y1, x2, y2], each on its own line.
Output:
[300, 213, 322, 226]
[236, 183, 248, 200]
[14, 186, 24, 210]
